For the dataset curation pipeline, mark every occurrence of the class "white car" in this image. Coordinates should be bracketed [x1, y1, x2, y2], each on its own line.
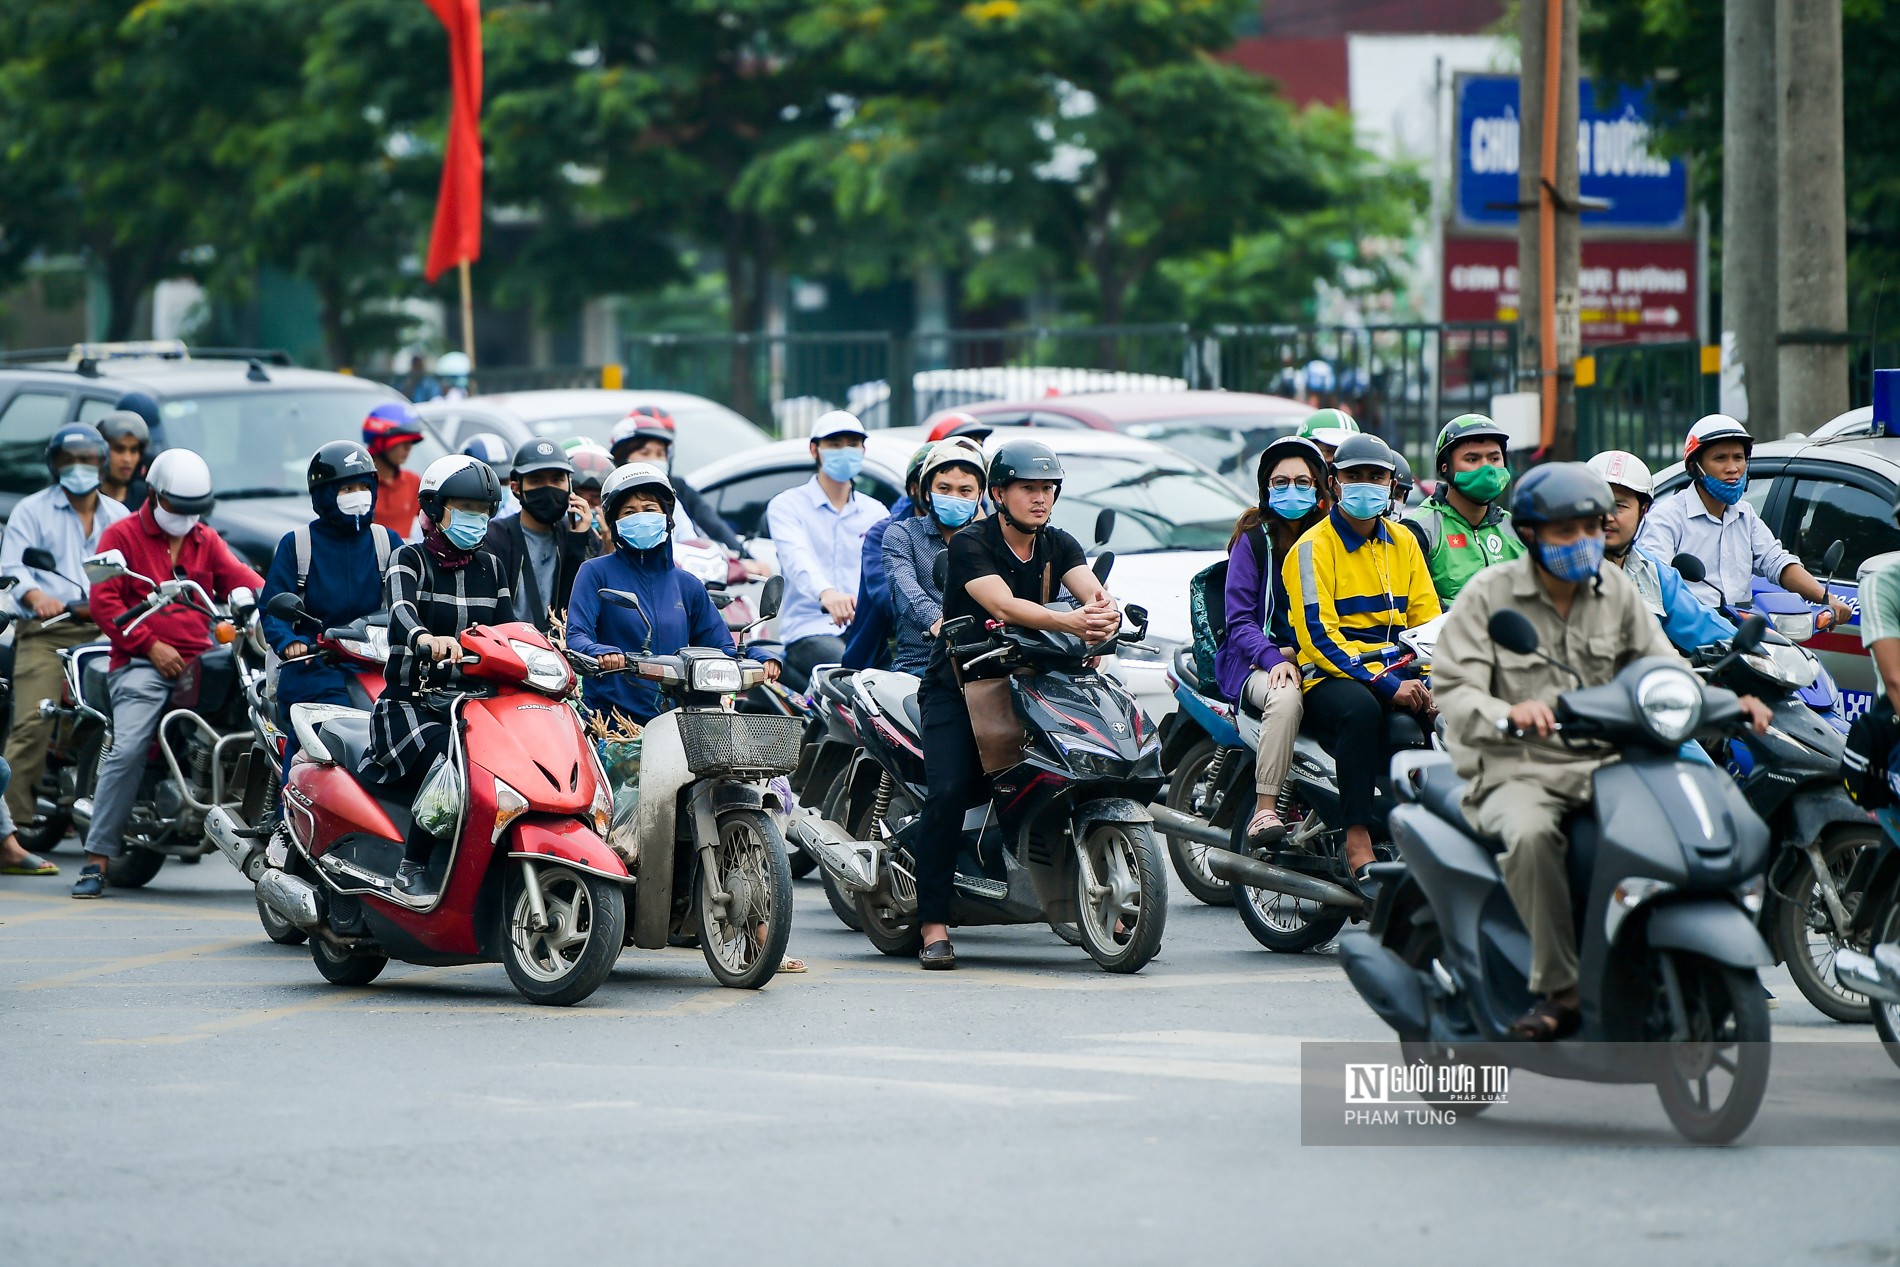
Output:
[416, 388, 771, 475]
[847, 367, 1188, 430]
[685, 427, 1250, 722]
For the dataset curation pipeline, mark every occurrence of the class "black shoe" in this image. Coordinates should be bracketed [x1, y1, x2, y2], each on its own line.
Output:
[919, 939, 956, 970]
[394, 860, 435, 901]
[1347, 863, 1381, 906]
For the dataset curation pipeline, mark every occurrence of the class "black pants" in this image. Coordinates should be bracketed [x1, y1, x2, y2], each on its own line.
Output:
[783, 635, 846, 692]
[1301, 677, 1392, 831]
[914, 678, 984, 926]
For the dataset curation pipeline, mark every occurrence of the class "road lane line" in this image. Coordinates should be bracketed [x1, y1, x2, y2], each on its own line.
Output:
[15, 937, 254, 992]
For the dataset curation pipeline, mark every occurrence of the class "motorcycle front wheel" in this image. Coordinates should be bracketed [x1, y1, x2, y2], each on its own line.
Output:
[1162, 738, 1234, 907]
[1073, 821, 1166, 973]
[698, 808, 793, 989]
[1772, 825, 1876, 1022]
[1648, 952, 1771, 1144]
[501, 863, 626, 1006]
[1870, 903, 1900, 1071]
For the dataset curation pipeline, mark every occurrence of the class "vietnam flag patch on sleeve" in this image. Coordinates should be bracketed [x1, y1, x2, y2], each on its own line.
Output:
[1447, 533, 1468, 548]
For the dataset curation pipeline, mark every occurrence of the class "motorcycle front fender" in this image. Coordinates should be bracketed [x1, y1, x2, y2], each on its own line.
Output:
[1073, 796, 1153, 838]
[1642, 900, 1774, 969]
[506, 816, 629, 883]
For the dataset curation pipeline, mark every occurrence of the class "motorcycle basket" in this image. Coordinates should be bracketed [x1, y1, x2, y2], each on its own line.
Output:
[677, 711, 802, 779]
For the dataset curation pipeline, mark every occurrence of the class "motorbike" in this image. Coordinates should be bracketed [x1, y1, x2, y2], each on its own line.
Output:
[1148, 646, 1246, 907]
[1341, 610, 1776, 1144]
[792, 551, 1170, 973]
[1833, 809, 1900, 1067]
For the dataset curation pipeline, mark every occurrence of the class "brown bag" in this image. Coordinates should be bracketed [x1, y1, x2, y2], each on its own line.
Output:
[956, 560, 1047, 773]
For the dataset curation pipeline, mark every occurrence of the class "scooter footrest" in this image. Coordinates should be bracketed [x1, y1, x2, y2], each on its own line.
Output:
[952, 874, 1008, 901]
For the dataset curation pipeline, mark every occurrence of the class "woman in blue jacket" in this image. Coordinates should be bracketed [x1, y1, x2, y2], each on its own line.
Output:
[565, 463, 780, 723]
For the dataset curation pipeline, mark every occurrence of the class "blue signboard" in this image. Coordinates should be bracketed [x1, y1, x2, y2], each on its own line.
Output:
[1456, 74, 1689, 232]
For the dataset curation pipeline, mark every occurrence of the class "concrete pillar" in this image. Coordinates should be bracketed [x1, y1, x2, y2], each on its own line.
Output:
[1775, 0, 1849, 434]
[1722, 0, 1779, 433]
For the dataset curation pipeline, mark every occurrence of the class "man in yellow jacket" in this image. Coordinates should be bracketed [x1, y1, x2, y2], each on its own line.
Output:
[1284, 433, 1442, 892]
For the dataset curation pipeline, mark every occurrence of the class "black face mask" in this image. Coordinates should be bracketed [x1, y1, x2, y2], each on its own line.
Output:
[521, 485, 569, 527]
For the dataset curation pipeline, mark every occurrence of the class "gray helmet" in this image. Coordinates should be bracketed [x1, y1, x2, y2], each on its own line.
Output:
[96, 409, 150, 450]
[1330, 433, 1398, 475]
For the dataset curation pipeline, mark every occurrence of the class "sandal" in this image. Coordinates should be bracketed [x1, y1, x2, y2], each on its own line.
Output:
[779, 957, 807, 973]
[1, 853, 59, 876]
[1244, 808, 1286, 848]
[1507, 996, 1581, 1042]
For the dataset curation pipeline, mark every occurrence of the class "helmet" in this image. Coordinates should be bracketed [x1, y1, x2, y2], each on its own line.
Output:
[1433, 413, 1512, 471]
[1254, 435, 1329, 508]
[918, 436, 988, 509]
[95, 409, 150, 450]
[1391, 450, 1416, 499]
[601, 461, 676, 522]
[308, 441, 377, 492]
[417, 454, 502, 524]
[510, 436, 572, 480]
[147, 448, 216, 515]
[568, 444, 614, 492]
[1684, 414, 1753, 467]
[44, 424, 107, 478]
[362, 401, 424, 457]
[1510, 462, 1616, 527]
[1330, 432, 1398, 475]
[904, 445, 930, 492]
[461, 432, 512, 468]
[610, 407, 677, 459]
[114, 390, 160, 432]
[1303, 359, 1337, 395]
[811, 410, 867, 442]
[1298, 408, 1359, 450]
[987, 438, 1065, 490]
[927, 410, 984, 442]
[436, 351, 471, 379]
[1586, 450, 1654, 501]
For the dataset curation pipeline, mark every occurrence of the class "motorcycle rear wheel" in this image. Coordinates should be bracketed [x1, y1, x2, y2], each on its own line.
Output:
[851, 795, 921, 957]
[699, 808, 793, 989]
[1231, 807, 1347, 953]
[1163, 739, 1234, 907]
[1870, 903, 1900, 1071]
[106, 847, 166, 890]
[1073, 821, 1166, 974]
[310, 935, 387, 987]
[501, 863, 626, 1006]
[1772, 825, 1875, 1023]
[1649, 953, 1771, 1144]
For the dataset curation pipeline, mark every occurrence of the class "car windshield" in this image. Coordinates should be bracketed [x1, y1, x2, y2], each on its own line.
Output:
[158, 389, 448, 497]
[1048, 452, 1249, 553]
[526, 400, 768, 474]
[1121, 415, 1304, 483]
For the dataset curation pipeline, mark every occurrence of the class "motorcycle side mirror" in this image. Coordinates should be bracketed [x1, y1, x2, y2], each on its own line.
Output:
[757, 574, 784, 622]
[1669, 553, 1707, 584]
[1488, 609, 1541, 656]
[265, 591, 308, 622]
[1822, 539, 1846, 580]
[933, 551, 950, 592]
[1092, 508, 1118, 549]
[1732, 612, 1769, 657]
[0, 575, 15, 591]
[601, 588, 654, 651]
[82, 549, 130, 584]
[22, 547, 58, 573]
[1092, 550, 1115, 584]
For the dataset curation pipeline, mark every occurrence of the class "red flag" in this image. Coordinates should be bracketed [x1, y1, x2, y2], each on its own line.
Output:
[422, 0, 483, 283]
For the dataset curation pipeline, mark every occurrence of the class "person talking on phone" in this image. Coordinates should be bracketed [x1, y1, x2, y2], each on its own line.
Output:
[481, 438, 601, 633]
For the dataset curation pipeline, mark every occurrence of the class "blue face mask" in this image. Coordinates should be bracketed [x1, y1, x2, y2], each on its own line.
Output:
[1267, 485, 1317, 521]
[820, 447, 865, 483]
[1337, 482, 1391, 521]
[59, 464, 101, 496]
[443, 508, 489, 551]
[616, 511, 669, 551]
[932, 494, 979, 528]
[1699, 473, 1747, 507]
[1537, 533, 1606, 584]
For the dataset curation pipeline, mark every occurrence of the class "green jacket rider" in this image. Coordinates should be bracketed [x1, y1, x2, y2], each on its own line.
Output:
[1405, 413, 1525, 605]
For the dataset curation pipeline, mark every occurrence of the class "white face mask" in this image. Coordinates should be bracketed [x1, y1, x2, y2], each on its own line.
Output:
[153, 506, 200, 538]
[336, 489, 373, 518]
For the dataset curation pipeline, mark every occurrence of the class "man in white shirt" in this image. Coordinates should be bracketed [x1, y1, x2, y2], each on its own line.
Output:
[765, 410, 888, 689]
[1636, 414, 1851, 626]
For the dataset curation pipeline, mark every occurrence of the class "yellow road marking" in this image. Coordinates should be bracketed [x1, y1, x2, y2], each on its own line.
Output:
[789, 956, 1337, 990]
[15, 937, 254, 992]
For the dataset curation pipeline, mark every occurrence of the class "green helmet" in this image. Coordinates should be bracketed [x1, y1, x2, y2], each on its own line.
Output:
[905, 445, 930, 491]
[1298, 408, 1360, 449]
[987, 438, 1066, 490]
[1433, 413, 1512, 471]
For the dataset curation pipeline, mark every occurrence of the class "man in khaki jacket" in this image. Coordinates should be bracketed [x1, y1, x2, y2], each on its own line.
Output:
[1435, 464, 1767, 1040]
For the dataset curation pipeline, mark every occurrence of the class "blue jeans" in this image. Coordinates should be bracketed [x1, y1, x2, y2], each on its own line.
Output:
[0, 755, 14, 838]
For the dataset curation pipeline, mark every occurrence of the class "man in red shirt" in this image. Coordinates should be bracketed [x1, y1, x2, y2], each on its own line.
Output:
[364, 401, 424, 539]
[74, 450, 263, 898]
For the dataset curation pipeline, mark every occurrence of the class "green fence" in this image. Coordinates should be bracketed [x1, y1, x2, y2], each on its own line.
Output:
[1574, 342, 1716, 469]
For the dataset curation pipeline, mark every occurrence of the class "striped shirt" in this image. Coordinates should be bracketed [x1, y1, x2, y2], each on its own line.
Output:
[1283, 508, 1442, 699]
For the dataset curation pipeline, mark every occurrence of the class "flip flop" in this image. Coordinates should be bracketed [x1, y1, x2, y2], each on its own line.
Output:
[779, 957, 807, 973]
[1, 853, 59, 876]
[1507, 997, 1581, 1042]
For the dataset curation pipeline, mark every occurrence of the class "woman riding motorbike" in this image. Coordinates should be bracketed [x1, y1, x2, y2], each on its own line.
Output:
[882, 437, 989, 675]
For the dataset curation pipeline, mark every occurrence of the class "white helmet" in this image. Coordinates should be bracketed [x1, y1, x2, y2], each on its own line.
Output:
[919, 435, 987, 489]
[1684, 413, 1752, 467]
[1586, 450, 1654, 500]
[809, 410, 867, 441]
[146, 448, 215, 514]
[436, 351, 472, 378]
[600, 461, 674, 520]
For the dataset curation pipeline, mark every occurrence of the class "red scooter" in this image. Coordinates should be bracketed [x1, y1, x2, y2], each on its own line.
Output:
[254, 598, 625, 1006]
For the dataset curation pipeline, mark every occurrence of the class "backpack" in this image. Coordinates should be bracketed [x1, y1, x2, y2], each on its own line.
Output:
[1188, 523, 1267, 694]
[264, 525, 395, 691]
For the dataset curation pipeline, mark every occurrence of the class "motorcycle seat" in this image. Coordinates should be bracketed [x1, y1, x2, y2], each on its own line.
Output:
[318, 715, 375, 777]
[1412, 762, 1502, 850]
[858, 669, 924, 736]
[81, 656, 110, 714]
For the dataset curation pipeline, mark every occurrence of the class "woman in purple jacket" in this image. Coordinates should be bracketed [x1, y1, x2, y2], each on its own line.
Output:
[1214, 436, 1332, 847]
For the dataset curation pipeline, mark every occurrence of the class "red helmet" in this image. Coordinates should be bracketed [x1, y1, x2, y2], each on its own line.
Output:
[927, 410, 983, 442]
[610, 405, 677, 459]
[362, 401, 424, 457]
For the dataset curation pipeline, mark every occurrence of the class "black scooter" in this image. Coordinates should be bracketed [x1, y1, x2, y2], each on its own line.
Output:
[1340, 610, 1777, 1144]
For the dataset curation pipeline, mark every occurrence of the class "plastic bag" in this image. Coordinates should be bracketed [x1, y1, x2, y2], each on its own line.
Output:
[411, 754, 462, 839]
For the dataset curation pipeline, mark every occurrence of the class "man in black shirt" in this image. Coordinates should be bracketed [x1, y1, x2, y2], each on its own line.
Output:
[915, 439, 1119, 969]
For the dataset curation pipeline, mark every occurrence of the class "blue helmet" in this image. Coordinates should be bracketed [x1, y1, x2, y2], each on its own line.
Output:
[45, 423, 107, 478]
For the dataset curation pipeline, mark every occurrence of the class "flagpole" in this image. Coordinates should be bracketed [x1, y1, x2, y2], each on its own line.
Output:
[457, 257, 476, 370]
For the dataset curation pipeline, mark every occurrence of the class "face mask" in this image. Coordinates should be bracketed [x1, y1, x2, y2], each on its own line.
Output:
[1537, 533, 1606, 584]
[1267, 485, 1317, 521]
[154, 506, 199, 537]
[335, 488, 373, 519]
[521, 485, 570, 526]
[1699, 473, 1747, 507]
[932, 494, 979, 528]
[1451, 463, 1511, 504]
[1337, 482, 1391, 521]
[59, 464, 101, 496]
[443, 508, 489, 551]
[820, 448, 865, 483]
[616, 511, 669, 551]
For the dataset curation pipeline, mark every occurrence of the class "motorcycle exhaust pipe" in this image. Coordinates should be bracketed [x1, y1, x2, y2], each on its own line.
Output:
[1836, 945, 1900, 1006]
[786, 807, 878, 893]
[1146, 802, 1231, 851]
[256, 869, 321, 931]
[1207, 849, 1363, 909]
[70, 796, 93, 831]
[204, 806, 254, 873]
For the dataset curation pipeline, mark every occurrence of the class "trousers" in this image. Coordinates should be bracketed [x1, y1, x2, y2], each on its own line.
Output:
[1299, 676, 1393, 830]
[913, 678, 984, 925]
[4, 620, 99, 825]
[1241, 672, 1303, 797]
[783, 635, 846, 692]
[1467, 777, 1590, 995]
[86, 662, 173, 858]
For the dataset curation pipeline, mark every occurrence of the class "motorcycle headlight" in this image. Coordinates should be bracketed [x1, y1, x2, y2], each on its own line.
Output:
[1113, 636, 1180, 665]
[1768, 611, 1815, 644]
[689, 657, 744, 695]
[1635, 667, 1703, 745]
[1742, 642, 1819, 691]
[340, 625, 391, 663]
[509, 638, 574, 695]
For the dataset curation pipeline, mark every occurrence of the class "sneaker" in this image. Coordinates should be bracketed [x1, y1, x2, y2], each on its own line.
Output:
[393, 860, 436, 901]
[70, 863, 105, 899]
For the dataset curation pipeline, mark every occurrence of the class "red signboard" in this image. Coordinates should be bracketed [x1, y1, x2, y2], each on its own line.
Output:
[1442, 236, 1698, 343]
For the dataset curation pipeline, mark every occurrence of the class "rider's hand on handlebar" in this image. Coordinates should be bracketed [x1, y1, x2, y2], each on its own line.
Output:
[1081, 590, 1120, 641]
[1392, 679, 1433, 714]
[596, 652, 626, 672]
[1505, 699, 1557, 738]
[419, 633, 464, 663]
[283, 642, 310, 660]
[762, 658, 781, 683]
[24, 589, 63, 621]
[1826, 596, 1853, 630]
[1737, 694, 1772, 734]
[148, 641, 186, 679]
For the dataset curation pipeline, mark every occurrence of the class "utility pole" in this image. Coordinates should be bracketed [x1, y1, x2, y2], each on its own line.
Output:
[1722, 0, 1778, 435]
[1517, 0, 1580, 458]
[1775, 0, 1849, 433]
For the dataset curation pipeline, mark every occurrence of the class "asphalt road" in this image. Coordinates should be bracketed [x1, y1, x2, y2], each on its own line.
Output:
[2, 855, 1896, 1266]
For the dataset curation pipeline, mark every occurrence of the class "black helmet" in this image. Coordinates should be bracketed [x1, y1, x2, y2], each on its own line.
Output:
[987, 438, 1066, 490]
[1433, 413, 1512, 472]
[114, 390, 161, 432]
[1391, 450, 1416, 497]
[1331, 433, 1398, 475]
[1511, 462, 1616, 527]
[308, 441, 377, 493]
[96, 409, 150, 450]
[1255, 435, 1329, 508]
[511, 436, 572, 480]
[417, 454, 504, 523]
[44, 424, 107, 477]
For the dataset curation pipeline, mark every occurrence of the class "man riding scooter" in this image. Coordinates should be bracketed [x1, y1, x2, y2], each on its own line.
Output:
[1433, 464, 1771, 1039]
[1589, 450, 1736, 653]
[79, 451, 265, 898]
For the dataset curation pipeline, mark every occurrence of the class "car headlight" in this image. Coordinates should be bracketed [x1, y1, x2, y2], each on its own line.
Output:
[1768, 611, 1815, 643]
[492, 776, 531, 842]
[509, 638, 574, 694]
[1635, 667, 1702, 745]
[340, 625, 391, 663]
[689, 657, 744, 694]
[1742, 642, 1819, 691]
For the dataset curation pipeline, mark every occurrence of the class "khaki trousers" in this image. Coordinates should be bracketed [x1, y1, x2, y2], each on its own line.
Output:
[1241, 671, 1303, 798]
[1467, 777, 1590, 995]
[4, 620, 99, 825]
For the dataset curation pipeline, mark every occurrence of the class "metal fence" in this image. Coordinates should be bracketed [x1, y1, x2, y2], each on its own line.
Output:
[1574, 342, 1715, 469]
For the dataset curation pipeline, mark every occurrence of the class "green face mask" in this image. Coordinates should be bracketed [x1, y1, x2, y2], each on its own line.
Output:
[1450, 463, 1510, 504]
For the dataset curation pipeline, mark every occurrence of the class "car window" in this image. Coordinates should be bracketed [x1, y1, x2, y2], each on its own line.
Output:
[76, 397, 119, 425]
[157, 389, 448, 497]
[0, 390, 76, 495]
[1047, 452, 1250, 553]
[707, 465, 897, 538]
[1784, 476, 1900, 578]
[1121, 416, 1303, 484]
